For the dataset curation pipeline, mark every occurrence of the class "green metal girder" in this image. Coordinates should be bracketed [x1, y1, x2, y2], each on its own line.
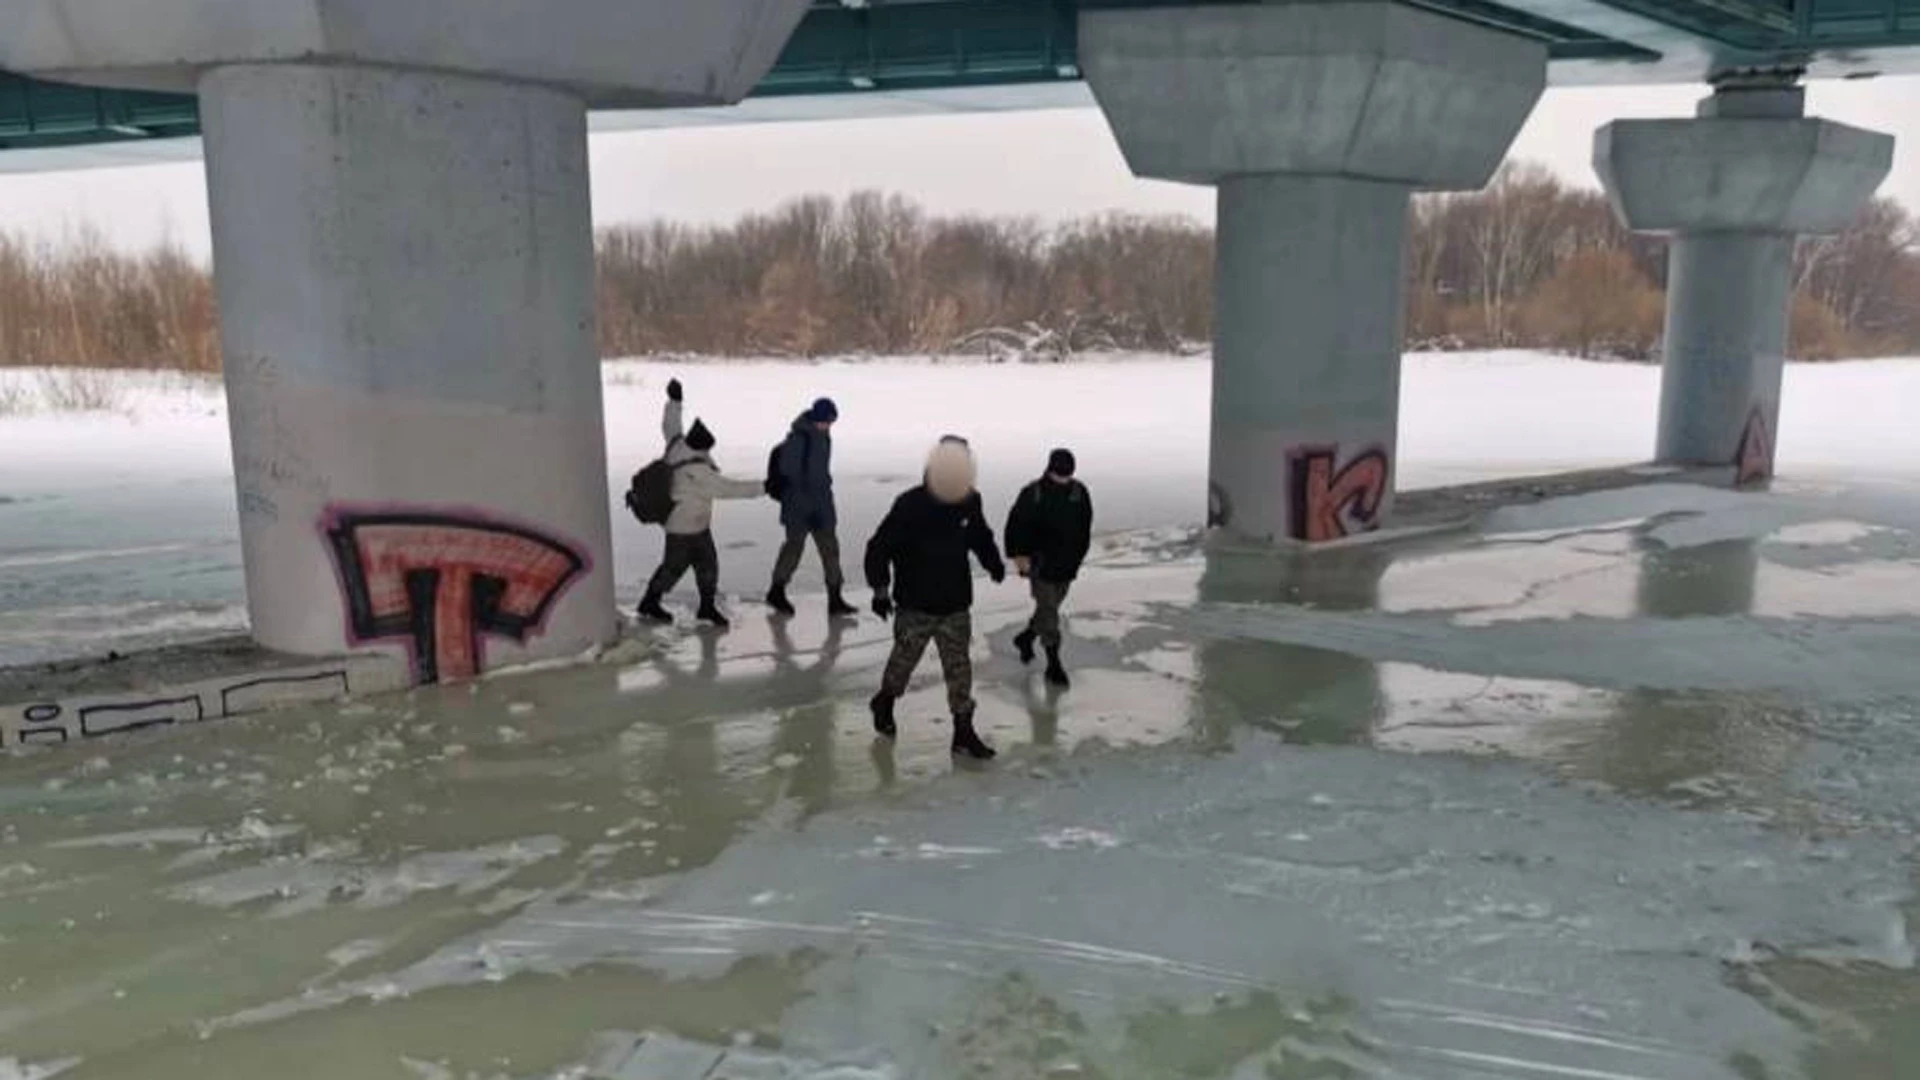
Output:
[4, 0, 1920, 153]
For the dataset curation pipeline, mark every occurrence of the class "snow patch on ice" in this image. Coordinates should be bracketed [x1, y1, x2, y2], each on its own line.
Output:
[1768, 519, 1887, 546]
[167, 835, 566, 917]
[0, 1059, 79, 1080]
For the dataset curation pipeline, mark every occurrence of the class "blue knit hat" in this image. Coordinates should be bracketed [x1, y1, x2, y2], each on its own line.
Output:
[809, 397, 839, 423]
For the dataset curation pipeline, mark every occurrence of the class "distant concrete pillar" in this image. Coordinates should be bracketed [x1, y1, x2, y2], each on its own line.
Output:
[1081, 2, 1545, 544]
[0, 0, 810, 681]
[1595, 84, 1892, 484]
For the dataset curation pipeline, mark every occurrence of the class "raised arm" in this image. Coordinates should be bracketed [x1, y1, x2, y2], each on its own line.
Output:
[661, 397, 684, 444]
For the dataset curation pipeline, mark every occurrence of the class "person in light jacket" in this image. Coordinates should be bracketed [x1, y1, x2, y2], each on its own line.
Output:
[638, 379, 765, 629]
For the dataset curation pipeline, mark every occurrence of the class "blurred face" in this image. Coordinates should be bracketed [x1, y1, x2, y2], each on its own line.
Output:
[926, 441, 976, 505]
[814, 420, 834, 432]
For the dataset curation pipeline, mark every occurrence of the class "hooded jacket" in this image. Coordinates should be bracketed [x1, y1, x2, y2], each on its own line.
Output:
[661, 399, 763, 535]
[776, 412, 837, 530]
[1004, 477, 1094, 583]
[864, 441, 1005, 616]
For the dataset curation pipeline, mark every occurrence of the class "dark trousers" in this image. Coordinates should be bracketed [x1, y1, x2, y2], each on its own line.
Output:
[772, 525, 845, 592]
[1027, 579, 1071, 650]
[647, 530, 719, 601]
[879, 609, 974, 717]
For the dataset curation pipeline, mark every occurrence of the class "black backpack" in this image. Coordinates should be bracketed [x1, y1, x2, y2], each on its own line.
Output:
[625, 448, 691, 525]
[765, 435, 810, 500]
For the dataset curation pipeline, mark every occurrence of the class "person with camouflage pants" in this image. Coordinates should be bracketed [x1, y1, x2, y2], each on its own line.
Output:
[865, 436, 1006, 760]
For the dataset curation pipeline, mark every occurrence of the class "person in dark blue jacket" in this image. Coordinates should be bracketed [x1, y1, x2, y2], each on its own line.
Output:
[766, 397, 856, 619]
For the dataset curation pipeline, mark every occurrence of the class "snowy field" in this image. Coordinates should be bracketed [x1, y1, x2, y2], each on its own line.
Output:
[5, 351, 1920, 668]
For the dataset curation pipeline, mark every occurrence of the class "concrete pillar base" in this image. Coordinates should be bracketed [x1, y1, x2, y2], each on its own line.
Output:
[1655, 232, 1796, 476]
[202, 64, 616, 681]
[1211, 174, 1408, 543]
[1596, 85, 1893, 484]
[1082, 1, 1545, 543]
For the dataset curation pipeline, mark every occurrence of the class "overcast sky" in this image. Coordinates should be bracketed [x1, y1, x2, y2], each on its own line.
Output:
[2, 78, 1917, 257]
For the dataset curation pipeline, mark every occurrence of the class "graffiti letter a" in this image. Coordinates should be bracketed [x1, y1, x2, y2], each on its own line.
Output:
[1288, 446, 1390, 543]
[326, 509, 588, 683]
[1735, 408, 1773, 487]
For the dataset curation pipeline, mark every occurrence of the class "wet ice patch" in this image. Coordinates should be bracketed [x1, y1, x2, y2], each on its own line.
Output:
[1187, 603, 1920, 701]
[1647, 502, 1811, 551]
[1752, 560, 1920, 619]
[1379, 544, 1626, 617]
[1483, 484, 1759, 535]
[213, 735, 1911, 1078]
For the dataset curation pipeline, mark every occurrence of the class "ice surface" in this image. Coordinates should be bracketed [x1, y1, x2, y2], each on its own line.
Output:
[200, 733, 1912, 1078]
[6, 358, 1920, 1077]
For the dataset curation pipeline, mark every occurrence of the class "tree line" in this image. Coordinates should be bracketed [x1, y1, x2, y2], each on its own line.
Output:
[2, 162, 1916, 372]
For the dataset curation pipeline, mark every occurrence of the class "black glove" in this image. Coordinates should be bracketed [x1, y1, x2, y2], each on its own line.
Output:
[989, 565, 1006, 585]
[667, 378, 683, 402]
[872, 595, 894, 620]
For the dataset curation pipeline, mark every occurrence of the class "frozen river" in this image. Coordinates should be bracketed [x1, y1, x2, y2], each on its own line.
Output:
[5, 354, 1920, 1078]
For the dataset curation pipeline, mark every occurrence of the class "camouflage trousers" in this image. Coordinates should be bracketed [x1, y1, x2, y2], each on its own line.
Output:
[1026, 579, 1071, 650]
[879, 609, 974, 717]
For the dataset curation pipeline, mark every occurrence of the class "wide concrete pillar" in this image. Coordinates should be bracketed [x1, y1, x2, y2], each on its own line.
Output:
[202, 64, 613, 680]
[1595, 84, 1892, 484]
[1082, 2, 1545, 544]
[0, 0, 809, 682]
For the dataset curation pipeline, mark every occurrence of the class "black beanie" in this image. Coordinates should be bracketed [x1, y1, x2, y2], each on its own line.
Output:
[686, 419, 715, 452]
[1047, 448, 1076, 478]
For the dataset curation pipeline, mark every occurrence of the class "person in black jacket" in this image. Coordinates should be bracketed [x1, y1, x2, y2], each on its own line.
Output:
[865, 435, 1006, 760]
[1005, 448, 1094, 688]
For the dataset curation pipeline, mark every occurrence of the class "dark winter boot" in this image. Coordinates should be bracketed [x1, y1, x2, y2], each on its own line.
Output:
[766, 584, 796, 617]
[636, 594, 673, 625]
[1044, 647, 1070, 689]
[870, 691, 898, 739]
[1013, 629, 1037, 665]
[695, 597, 730, 629]
[827, 589, 859, 620]
[951, 710, 997, 761]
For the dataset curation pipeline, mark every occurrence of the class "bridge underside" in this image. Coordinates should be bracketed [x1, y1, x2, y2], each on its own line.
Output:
[4, 0, 1920, 168]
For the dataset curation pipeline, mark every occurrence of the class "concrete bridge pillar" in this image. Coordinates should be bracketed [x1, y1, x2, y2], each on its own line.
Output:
[0, 1, 809, 681]
[1080, 2, 1545, 544]
[1595, 84, 1892, 484]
